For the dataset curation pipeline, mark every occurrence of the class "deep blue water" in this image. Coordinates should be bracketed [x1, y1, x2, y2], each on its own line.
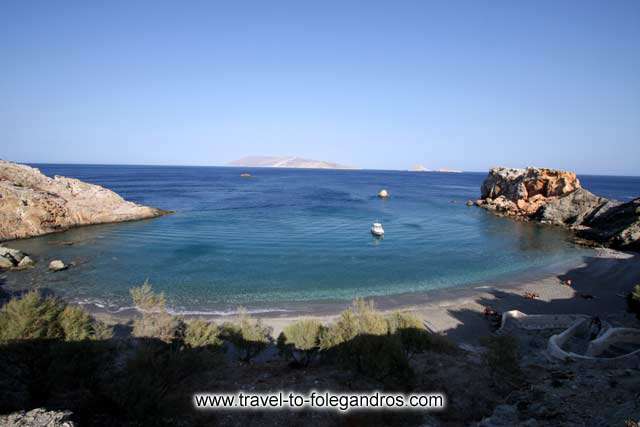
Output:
[4, 165, 639, 314]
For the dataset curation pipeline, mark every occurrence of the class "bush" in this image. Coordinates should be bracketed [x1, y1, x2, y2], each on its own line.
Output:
[319, 299, 387, 349]
[480, 335, 524, 390]
[318, 301, 419, 387]
[133, 312, 185, 343]
[277, 319, 325, 366]
[220, 308, 272, 362]
[386, 311, 424, 333]
[0, 291, 64, 341]
[0, 291, 113, 343]
[184, 319, 222, 349]
[386, 312, 456, 357]
[340, 334, 413, 387]
[130, 280, 166, 312]
[59, 306, 114, 341]
[130, 282, 184, 343]
[627, 284, 640, 319]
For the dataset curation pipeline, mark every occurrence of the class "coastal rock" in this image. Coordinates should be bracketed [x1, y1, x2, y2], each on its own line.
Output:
[480, 167, 579, 211]
[0, 408, 76, 426]
[0, 246, 30, 270]
[535, 188, 609, 225]
[0, 246, 26, 263]
[0, 160, 169, 241]
[0, 256, 14, 270]
[49, 259, 67, 272]
[16, 256, 35, 269]
[578, 197, 640, 251]
[478, 167, 640, 250]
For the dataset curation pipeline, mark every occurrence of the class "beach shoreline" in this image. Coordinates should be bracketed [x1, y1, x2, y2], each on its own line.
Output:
[83, 247, 639, 343]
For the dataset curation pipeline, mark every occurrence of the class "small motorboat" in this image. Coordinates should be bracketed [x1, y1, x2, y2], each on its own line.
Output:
[370, 222, 384, 237]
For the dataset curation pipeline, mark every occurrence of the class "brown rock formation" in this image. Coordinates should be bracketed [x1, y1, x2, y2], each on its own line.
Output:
[0, 160, 169, 241]
[477, 167, 639, 250]
[479, 167, 581, 217]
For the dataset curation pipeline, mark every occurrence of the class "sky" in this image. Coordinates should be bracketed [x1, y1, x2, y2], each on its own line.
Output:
[1, 1, 639, 175]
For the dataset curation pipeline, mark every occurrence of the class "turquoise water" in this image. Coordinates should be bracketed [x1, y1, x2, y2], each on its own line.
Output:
[4, 165, 637, 314]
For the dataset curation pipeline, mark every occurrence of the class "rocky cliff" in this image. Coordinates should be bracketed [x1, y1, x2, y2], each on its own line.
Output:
[0, 160, 168, 241]
[477, 167, 639, 250]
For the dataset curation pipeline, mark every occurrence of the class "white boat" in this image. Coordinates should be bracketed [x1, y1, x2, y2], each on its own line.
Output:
[370, 222, 384, 236]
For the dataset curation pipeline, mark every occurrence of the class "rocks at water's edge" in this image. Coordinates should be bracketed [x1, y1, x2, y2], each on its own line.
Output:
[49, 259, 68, 272]
[0, 246, 34, 270]
[477, 167, 639, 250]
[0, 160, 170, 241]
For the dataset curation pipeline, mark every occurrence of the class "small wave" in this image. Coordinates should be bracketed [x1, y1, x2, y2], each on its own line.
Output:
[76, 298, 291, 317]
[166, 307, 292, 316]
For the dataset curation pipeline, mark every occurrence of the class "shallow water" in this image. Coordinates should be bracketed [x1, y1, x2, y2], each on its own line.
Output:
[3, 165, 638, 314]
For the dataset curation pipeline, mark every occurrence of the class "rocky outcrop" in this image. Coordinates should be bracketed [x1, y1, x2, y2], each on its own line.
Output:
[477, 167, 639, 250]
[479, 167, 581, 217]
[578, 197, 640, 251]
[0, 160, 169, 241]
[0, 408, 75, 426]
[0, 246, 33, 270]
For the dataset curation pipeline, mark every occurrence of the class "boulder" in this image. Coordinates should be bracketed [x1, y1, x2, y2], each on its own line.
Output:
[0, 160, 169, 241]
[0, 256, 14, 270]
[0, 246, 25, 263]
[17, 255, 35, 269]
[49, 259, 67, 272]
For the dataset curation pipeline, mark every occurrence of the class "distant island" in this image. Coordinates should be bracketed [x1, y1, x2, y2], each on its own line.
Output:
[410, 164, 463, 173]
[228, 156, 355, 170]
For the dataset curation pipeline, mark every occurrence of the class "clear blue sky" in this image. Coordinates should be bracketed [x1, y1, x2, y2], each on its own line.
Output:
[1, 1, 639, 174]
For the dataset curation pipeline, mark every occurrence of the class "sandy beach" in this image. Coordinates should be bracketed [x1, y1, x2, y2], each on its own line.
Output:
[256, 248, 640, 341]
[89, 248, 639, 344]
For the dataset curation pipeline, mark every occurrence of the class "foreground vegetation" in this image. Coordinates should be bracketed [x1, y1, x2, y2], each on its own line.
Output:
[0, 284, 513, 425]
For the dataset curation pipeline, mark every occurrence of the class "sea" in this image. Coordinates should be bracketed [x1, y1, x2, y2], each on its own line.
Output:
[3, 165, 639, 316]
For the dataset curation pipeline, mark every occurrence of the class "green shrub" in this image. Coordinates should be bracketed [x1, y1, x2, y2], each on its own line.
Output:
[318, 301, 418, 387]
[386, 311, 424, 333]
[0, 291, 64, 341]
[340, 334, 413, 387]
[220, 308, 272, 362]
[130, 281, 166, 312]
[133, 312, 185, 343]
[58, 306, 94, 341]
[627, 284, 640, 319]
[92, 321, 114, 340]
[0, 291, 113, 343]
[58, 306, 113, 341]
[386, 312, 456, 357]
[184, 319, 222, 349]
[130, 282, 184, 343]
[277, 319, 325, 366]
[480, 335, 524, 390]
[319, 299, 387, 349]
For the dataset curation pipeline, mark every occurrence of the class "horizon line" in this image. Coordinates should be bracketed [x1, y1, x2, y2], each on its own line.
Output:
[8, 160, 639, 178]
